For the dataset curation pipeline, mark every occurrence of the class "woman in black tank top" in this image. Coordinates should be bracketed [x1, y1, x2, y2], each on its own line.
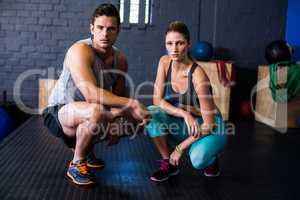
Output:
[146, 21, 227, 182]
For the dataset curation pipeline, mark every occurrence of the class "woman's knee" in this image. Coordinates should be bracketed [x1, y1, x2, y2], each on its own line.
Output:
[189, 150, 209, 169]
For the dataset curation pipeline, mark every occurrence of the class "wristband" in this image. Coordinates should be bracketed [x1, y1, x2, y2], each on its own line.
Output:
[175, 145, 183, 155]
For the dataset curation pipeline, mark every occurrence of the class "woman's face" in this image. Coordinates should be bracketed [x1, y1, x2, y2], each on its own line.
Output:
[165, 31, 190, 62]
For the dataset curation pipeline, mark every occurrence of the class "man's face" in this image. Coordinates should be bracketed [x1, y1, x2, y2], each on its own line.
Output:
[90, 16, 119, 49]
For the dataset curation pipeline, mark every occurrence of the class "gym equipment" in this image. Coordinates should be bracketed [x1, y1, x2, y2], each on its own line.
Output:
[0, 106, 13, 141]
[296, 116, 300, 126]
[239, 100, 252, 118]
[255, 65, 300, 128]
[265, 40, 292, 64]
[269, 61, 300, 102]
[191, 41, 213, 61]
[215, 60, 236, 87]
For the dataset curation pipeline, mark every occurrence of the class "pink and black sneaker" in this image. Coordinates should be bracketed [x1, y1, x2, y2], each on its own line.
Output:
[204, 158, 220, 177]
[150, 159, 180, 182]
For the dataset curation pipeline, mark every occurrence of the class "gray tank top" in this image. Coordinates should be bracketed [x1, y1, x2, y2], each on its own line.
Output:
[48, 38, 120, 106]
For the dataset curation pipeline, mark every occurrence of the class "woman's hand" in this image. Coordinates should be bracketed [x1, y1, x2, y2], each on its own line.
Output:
[182, 112, 201, 137]
[169, 149, 182, 166]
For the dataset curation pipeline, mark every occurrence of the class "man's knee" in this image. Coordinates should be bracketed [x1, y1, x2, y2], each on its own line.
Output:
[89, 104, 106, 123]
[77, 120, 100, 137]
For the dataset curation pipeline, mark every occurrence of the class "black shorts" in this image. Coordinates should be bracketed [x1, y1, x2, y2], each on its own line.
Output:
[42, 104, 76, 149]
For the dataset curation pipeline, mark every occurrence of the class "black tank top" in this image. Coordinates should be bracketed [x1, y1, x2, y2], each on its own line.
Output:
[163, 60, 200, 107]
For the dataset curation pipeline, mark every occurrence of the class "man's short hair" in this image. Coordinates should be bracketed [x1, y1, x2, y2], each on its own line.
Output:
[91, 3, 120, 26]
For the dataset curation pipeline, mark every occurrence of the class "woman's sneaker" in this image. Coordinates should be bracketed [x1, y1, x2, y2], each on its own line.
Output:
[67, 160, 96, 186]
[204, 158, 220, 177]
[150, 159, 180, 182]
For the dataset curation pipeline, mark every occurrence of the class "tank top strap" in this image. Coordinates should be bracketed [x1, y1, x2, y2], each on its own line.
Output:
[166, 59, 173, 82]
[189, 62, 199, 76]
[188, 62, 199, 91]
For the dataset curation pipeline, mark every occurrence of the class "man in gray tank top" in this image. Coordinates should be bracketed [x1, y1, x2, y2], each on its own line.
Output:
[42, 4, 150, 186]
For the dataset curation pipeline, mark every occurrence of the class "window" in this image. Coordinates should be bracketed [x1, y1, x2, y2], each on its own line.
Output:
[119, 0, 152, 25]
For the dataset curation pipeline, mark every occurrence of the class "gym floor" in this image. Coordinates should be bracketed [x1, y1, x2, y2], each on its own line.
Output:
[0, 116, 299, 200]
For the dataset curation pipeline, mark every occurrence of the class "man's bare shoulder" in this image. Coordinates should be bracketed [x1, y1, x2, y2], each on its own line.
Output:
[67, 42, 94, 58]
[64, 42, 95, 71]
[67, 42, 94, 61]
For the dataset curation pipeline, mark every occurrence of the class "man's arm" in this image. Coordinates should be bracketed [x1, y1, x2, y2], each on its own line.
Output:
[65, 43, 131, 107]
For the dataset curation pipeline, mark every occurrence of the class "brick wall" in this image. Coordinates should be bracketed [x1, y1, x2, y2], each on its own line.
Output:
[0, 0, 288, 109]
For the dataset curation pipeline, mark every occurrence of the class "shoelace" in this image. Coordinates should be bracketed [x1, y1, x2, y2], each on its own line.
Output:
[157, 160, 169, 172]
[77, 163, 89, 175]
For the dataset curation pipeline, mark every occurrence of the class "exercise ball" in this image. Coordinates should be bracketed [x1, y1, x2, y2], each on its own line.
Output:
[0, 107, 13, 141]
[191, 41, 213, 61]
[265, 40, 292, 64]
[239, 100, 252, 118]
[296, 116, 300, 126]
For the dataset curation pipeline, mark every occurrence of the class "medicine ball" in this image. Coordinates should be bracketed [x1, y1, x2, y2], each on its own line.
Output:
[265, 40, 292, 64]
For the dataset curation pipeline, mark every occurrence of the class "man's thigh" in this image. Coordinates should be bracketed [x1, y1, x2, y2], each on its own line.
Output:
[58, 101, 105, 137]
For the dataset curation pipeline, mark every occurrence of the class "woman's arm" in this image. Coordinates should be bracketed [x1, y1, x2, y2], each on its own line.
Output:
[192, 66, 217, 134]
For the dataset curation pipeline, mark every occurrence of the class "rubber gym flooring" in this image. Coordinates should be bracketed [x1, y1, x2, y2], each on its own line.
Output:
[0, 116, 299, 200]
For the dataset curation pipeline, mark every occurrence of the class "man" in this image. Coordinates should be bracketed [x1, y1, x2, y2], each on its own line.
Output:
[42, 4, 150, 186]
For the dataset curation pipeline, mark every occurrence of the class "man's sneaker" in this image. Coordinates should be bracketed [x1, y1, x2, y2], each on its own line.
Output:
[67, 160, 96, 186]
[150, 159, 180, 182]
[86, 152, 105, 169]
[204, 158, 220, 177]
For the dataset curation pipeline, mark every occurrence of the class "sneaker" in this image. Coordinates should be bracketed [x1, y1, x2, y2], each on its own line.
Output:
[204, 158, 220, 177]
[67, 160, 96, 186]
[86, 152, 105, 169]
[150, 159, 180, 182]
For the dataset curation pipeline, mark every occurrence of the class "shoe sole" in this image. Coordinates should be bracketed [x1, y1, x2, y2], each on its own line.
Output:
[87, 163, 105, 169]
[204, 171, 220, 177]
[150, 169, 180, 182]
[66, 171, 96, 186]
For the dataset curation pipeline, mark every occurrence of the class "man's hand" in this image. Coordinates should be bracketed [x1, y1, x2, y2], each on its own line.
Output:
[129, 100, 152, 126]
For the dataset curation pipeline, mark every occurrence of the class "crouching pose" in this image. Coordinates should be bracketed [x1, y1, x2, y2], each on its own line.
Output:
[146, 21, 227, 182]
[42, 4, 150, 186]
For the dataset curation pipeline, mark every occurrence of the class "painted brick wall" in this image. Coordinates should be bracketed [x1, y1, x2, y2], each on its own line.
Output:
[0, 0, 288, 108]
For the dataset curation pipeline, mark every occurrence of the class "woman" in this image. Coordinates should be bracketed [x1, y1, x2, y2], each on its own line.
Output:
[146, 21, 227, 182]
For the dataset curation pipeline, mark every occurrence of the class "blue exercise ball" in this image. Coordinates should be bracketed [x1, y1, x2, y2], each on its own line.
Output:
[191, 41, 213, 61]
[296, 116, 300, 126]
[0, 107, 13, 141]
